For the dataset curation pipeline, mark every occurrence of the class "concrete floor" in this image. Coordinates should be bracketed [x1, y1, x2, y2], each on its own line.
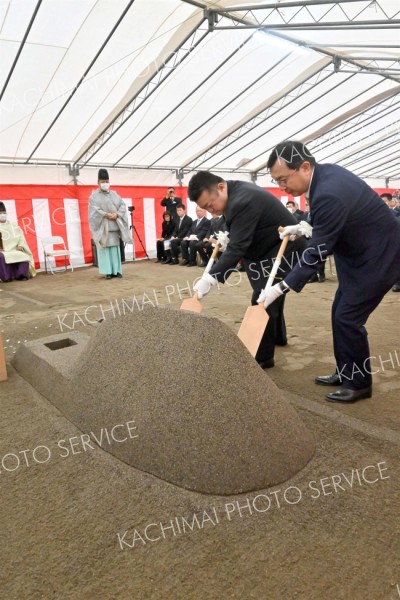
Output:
[1, 261, 399, 599]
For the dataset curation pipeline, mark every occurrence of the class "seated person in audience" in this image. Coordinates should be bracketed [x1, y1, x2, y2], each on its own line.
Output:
[169, 205, 193, 264]
[180, 207, 209, 267]
[195, 215, 227, 266]
[156, 211, 175, 263]
[0, 202, 36, 282]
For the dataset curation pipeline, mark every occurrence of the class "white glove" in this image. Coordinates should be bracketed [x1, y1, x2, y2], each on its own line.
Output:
[279, 224, 300, 241]
[193, 273, 217, 299]
[216, 230, 230, 251]
[298, 220, 313, 238]
[279, 221, 313, 241]
[257, 283, 285, 309]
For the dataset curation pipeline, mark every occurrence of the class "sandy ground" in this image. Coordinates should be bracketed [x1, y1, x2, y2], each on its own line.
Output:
[1, 260, 399, 600]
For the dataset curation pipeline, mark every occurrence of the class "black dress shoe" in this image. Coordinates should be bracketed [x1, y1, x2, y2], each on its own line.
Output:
[318, 274, 326, 282]
[180, 260, 189, 266]
[326, 387, 372, 403]
[186, 262, 196, 267]
[307, 273, 319, 283]
[169, 259, 179, 265]
[315, 373, 341, 386]
[199, 261, 208, 267]
[105, 275, 112, 280]
[162, 258, 171, 264]
[258, 358, 275, 369]
[393, 284, 400, 292]
[116, 273, 122, 278]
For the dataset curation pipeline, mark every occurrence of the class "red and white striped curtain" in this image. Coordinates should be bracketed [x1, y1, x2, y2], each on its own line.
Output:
[0, 184, 390, 270]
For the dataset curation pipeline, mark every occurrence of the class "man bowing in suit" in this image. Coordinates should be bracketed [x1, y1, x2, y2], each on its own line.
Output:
[188, 171, 308, 369]
[261, 140, 400, 403]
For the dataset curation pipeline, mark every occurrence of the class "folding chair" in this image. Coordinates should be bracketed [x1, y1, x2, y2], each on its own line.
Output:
[41, 236, 73, 274]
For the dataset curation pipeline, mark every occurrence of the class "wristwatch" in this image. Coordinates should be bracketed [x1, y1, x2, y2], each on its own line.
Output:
[278, 281, 290, 294]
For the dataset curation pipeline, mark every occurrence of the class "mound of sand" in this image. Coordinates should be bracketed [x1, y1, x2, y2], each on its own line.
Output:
[13, 307, 315, 494]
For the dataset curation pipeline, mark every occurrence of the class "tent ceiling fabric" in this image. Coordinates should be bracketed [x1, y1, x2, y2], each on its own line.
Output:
[0, 0, 399, 182]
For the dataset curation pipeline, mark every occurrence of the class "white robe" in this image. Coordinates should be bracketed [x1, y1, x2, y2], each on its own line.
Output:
[0, 220, 36, 277]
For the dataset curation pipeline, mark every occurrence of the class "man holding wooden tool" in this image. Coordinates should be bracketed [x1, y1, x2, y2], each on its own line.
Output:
[188, 171, 309, 369]
[263, 140, 400, 404]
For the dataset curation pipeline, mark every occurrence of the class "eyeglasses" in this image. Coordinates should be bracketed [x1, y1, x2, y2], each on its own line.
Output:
[271, 168, 299, 187]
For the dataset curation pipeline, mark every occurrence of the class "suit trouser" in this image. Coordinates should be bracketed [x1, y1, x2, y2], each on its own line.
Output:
[181, 240, 198, 263]
[170, 239, 183, 259]
[332, 288, 391, 390]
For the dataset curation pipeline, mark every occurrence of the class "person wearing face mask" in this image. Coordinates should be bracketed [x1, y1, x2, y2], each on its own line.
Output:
[88, 169, 132, 280]
[0, 202, 36, 282]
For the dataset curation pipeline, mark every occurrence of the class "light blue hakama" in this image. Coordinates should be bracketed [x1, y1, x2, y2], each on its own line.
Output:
[97, 245, 122, 276]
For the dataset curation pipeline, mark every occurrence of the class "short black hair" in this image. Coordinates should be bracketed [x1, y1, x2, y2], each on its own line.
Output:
[267, 140, 316, 170]
[188, 171, 225, 202]
[286, 201, 295, 207]
[380, 193, 392, 201]
[176, 204, 186, 211]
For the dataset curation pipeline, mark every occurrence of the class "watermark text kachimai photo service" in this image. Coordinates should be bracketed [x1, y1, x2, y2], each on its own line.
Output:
[117, 461, 390, 550]
[0, 420, 138, 474]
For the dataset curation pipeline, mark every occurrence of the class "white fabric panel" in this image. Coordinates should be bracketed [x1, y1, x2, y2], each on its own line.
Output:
[0, 0, 398, 185]
[32, 198, 54, 270]
[143, 198, 157, 259]
[2, 200, 17, 222]
[63, 198, 84, 266]
[122, 198, 134, 261]
[186, 198, 197, 221]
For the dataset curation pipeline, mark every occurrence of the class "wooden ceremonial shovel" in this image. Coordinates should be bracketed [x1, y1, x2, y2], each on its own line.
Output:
[237, 228, 290, 357]
[180, 243, 221, 313]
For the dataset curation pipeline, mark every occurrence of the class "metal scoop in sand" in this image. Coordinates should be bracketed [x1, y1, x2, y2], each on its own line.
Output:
[237, 228, 290, 357]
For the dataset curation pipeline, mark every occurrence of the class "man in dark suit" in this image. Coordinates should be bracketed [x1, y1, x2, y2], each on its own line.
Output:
[195, 215, 227, 266]
[261, 140, 400, 403]
[188, 171, 308, 368]
[180, 207, 210, 267]
[169, 205, 193, 264]
[160, 188, 182, 224]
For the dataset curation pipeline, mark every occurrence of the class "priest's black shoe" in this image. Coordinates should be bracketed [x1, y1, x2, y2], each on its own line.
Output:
[326, 387, 372, 403]
[315, 373, 341, 386]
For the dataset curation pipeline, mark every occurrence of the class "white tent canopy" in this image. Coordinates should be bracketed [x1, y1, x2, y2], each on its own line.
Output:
[0, 0, 399, 187]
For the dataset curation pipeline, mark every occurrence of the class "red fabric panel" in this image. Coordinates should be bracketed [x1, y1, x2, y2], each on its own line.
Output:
[0, 184, 394, 269]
